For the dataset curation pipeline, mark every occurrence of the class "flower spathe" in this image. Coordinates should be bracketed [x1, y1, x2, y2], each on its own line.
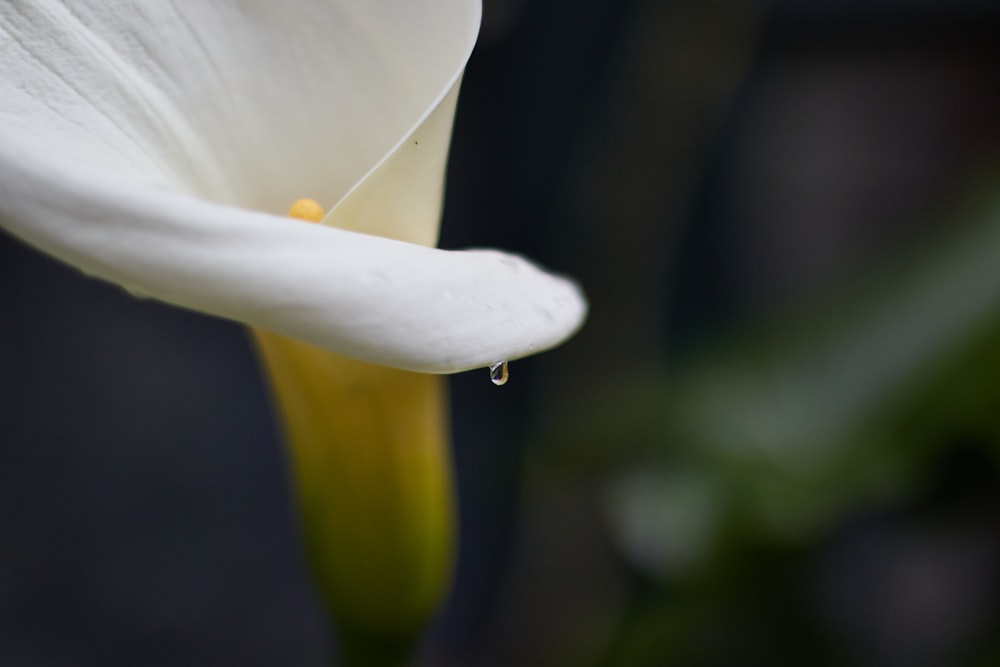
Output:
[1, 1, 587, 661]
[0, 0, 587, 373]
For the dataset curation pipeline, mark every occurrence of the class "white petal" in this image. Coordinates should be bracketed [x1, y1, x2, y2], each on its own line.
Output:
[0, 0, 479, 214]
[0, 0, 587, 373]
[0, 138, 586, 372]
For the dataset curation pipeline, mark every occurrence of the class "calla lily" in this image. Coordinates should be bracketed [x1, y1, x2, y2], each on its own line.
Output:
[1, 0, 588, 663]
[0, 0, 586, 373]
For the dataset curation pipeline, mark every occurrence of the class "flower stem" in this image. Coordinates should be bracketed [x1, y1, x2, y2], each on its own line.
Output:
[251, 330, 455, 664]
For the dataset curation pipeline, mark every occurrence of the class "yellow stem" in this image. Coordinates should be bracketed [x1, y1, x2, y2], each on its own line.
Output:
[252, 329, 455, 664]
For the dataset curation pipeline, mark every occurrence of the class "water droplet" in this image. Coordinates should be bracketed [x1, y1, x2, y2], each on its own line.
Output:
[489, 360, 509, 386]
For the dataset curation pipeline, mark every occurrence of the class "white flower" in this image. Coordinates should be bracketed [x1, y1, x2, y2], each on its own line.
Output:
[0, 0, 586, 373]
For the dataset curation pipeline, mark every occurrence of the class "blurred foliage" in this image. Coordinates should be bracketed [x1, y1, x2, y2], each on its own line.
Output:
[535, 181, 1000, 665]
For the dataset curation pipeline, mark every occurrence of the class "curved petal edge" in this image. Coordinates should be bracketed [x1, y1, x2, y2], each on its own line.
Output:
[0, 140, 586, 373]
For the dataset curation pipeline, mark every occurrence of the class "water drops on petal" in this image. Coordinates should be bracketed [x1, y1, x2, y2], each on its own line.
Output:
[489, 360, 509, 386]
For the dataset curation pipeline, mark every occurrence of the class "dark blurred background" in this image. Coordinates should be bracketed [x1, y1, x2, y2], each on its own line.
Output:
[3, 0, 1000, 665]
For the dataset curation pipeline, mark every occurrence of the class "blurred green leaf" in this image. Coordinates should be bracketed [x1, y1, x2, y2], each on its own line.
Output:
[545, 177, 1000, 552]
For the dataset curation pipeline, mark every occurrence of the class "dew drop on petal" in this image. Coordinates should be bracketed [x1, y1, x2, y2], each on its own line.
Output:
[489, 360, 509, 386]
